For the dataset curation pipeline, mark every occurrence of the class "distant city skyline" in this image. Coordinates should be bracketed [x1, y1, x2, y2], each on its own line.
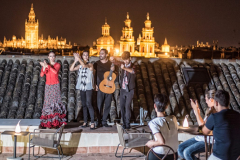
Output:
[1, 0, 240, 47]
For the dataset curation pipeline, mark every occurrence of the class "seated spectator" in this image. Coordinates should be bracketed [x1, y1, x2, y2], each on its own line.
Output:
[178, 89, 216, 160]
[201, 90, 240, 160]
[146, 93, 178, 160]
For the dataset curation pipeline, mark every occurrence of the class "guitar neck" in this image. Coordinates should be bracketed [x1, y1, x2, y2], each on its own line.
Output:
[108, 63, 114, 77]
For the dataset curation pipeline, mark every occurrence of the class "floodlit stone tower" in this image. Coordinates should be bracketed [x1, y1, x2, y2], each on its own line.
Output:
[119, 12, 135, 55]
[138, 13, 155, 57]
[25, 3, 39, 49]
[162, 38, 170, 53]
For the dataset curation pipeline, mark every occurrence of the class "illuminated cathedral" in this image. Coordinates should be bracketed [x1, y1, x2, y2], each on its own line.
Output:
[2, 4, 169, 57]
[3, 4, 72, 49]
[98, 13, 160, 58]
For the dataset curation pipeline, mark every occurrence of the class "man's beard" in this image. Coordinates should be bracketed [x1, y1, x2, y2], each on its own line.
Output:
[99, 56, 106, 60]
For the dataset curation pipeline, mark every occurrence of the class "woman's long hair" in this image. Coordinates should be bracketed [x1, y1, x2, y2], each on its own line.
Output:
[80, 50, 89, 59]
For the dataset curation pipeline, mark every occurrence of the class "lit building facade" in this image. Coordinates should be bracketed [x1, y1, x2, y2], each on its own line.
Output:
[3, 4, 71, 49]
[90, 13, 160, 57]
[118, 13, 135, 56]
[90, 19, 114, 56]
[137, 13, 155, 57]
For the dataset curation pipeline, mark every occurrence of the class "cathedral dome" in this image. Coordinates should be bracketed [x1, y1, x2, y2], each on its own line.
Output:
[97, 36, 114, 45]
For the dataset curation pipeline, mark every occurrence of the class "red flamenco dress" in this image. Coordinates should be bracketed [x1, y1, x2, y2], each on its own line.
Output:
[40, 63, 67, 128]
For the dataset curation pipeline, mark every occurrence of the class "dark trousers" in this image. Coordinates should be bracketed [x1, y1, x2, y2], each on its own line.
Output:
[97, 90, 112, 125]
[147, 151, 177, 160]
[80, 90, 94, 123]
[120, 89, 134, 128]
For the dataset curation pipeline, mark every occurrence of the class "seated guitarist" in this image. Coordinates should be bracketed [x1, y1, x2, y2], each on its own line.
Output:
[110, 51, 136, 129]
[94, 48, 118, 127]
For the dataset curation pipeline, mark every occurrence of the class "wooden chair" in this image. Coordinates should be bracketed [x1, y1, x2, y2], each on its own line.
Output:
[146, 145, 176, 160]
[28, 123, 65, 160]
[115, 123, 152, 160]
[197, 135, 214, 159]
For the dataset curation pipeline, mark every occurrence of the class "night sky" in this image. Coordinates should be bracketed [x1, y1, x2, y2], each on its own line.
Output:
[0, 0, 240, 47]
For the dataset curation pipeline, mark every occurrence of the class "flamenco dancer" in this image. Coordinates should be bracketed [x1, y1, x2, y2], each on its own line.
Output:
[39, 51, 67, 128]
[70, 51, 95, 129]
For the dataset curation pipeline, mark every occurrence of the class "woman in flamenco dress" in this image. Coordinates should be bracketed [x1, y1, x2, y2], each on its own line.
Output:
[39, 52, 67, 128]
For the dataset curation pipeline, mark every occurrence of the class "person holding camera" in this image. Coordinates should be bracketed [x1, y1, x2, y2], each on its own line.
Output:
[39, 51, 67, 129]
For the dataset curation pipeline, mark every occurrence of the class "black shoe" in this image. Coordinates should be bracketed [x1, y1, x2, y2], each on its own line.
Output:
[97, 123, 102, 128]
[122, 125, 126, 129]
[103, 124, 112, 127]
[81, 122, 88, 128]
[125, 126, 131, 130]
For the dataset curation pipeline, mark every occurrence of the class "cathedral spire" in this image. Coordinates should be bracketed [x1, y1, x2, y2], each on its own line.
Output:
[147, 12, 149, 20]
[144, 12, 151, 28]
[105, 17, 107, 24]
[162, 38, 170, 53]
[102, 18, 110, 36]
[124, 12, 131, 27]
[28, 3, 36, 22]
[164, 38, 168, 45]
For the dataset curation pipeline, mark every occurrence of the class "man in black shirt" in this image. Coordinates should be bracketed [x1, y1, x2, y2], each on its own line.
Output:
[94, 49, 117, 127]
[199, 90, 240, 160]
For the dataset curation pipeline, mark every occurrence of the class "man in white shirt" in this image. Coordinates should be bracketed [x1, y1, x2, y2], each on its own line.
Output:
[146, 93, 178, 160]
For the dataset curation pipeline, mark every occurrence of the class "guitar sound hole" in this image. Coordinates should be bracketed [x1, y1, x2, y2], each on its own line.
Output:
[104, 84, 112, 88]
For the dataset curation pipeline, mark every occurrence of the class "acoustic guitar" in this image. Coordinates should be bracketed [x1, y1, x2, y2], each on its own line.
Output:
[99, 63, 116, 94]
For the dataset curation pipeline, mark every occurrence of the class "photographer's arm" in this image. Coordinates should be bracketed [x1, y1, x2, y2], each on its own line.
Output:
[190, 99, 204, 126]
